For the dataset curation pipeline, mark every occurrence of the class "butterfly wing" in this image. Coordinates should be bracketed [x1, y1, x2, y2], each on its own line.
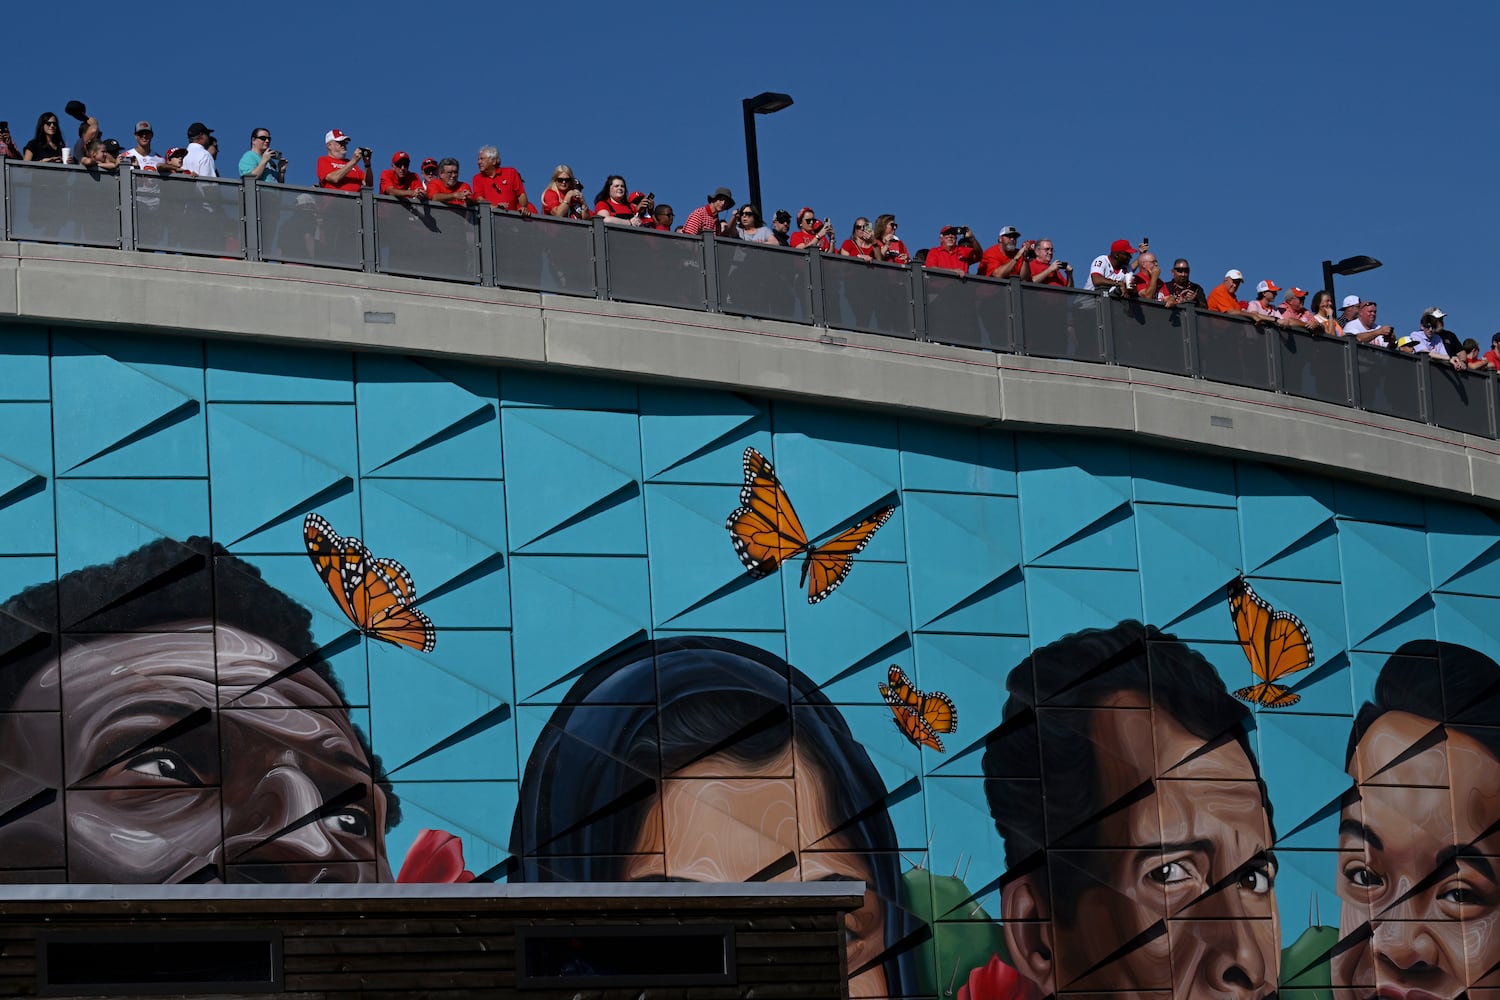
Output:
[802, 505, 896, 604]
[1228, 574, 1314, 707]
[375, 556, 417, 605]
[889, 705, 945, 752]
[919, 690, 958, 736]
[726, 448, 811, 578]
[1234, 681, 1301, 709]
[305, 513, 365, 626]
[880, 665, 920, 709]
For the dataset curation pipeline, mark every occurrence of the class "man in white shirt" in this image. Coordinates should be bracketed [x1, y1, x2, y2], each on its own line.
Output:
[1087, 239, 1136, 295]
[1407, 308, 1450, 358]
[182, 122, 217, 178]
[1342, 300, 1396, 346]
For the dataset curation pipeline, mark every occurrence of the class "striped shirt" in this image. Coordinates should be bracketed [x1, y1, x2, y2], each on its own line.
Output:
[681, 204, 722, 236]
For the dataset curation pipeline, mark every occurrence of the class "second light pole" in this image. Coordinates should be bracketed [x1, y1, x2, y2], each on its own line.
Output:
[742, 92, 794, 213]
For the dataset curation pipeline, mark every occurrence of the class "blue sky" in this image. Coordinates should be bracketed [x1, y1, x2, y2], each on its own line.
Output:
[4, 2, 1493, 339]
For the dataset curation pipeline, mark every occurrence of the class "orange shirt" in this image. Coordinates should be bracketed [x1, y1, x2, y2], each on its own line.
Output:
[1207, 284, 1241, 313]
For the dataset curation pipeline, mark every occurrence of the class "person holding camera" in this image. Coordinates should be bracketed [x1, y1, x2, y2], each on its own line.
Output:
[317, 129, 372, 191]
[979, 225, 1027, 279]
[1023, 239, 1072, 287]
[239, 128, 286, 184]
[541, 165, 587, 218]
[183, 122, 217, 178]
[924, 225, 982, 274]
[1087, 239, 1138, 296]
[789, 206, 834, 251]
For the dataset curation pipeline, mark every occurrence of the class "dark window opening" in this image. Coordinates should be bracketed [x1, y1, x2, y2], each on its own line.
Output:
[38, 931, 281, 996]
[518, 925, 734, 989]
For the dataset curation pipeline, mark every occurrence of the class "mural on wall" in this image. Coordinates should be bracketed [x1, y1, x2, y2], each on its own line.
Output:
[3, 325, 1500, 1000]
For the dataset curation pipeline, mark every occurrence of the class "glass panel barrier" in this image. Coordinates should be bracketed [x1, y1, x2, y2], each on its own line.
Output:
[133, 173, 245, 258]
[715, 239, 811, 324]
[6, 161, 120, 248]
[492, 212, 595, 296]
[1355, 346, 1424, 422]
[258, 184, 363, 270]
[924, 273, 1013, 352]
[604, 226, 705, 310]
[374, 197, 479, 283]
[821, 256, 912, 337]
[1428, 364, 1493, 437]
[1278, 329, 1351, 405]
[1196, 313, 1272, 390]
[1110, 297, 1188, 375]
[1018, 283, 1103, 361]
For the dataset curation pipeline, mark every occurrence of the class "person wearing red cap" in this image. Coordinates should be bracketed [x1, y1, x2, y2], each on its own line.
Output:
[421, 158, 439, 186]
[789, 206, 834, 251]
[380, 151, 426, 201]
[682, 188, 734, 236]
[924, 225, 982, 274]
[317, 129, 371, 191]
[1087, 239, 1138, 295]
[1278, 287, 1318, 331]
[426, 158, 474, 207]
[471, 146, 528, 212]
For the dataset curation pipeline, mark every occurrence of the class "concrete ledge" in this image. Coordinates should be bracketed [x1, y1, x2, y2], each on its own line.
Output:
[2, 244, 1497, 509]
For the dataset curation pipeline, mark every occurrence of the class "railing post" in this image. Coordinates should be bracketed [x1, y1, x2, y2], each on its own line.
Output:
[910, 266, 927, 341]
[116, 166, 133, 251]
[478, 204, 494, 286]
[1488, 372, 1498, 440]
[242, 176, 260, 262]
[359, 188, 377, 273]
[1099, 290, 1117, 364]
[703, 232, 720, 313]
[1183, 305, 1200, 375]
[1418, 356, 1435, 425]
[1011, 279, 1028, 354]
[1267, 326, 1284, 392]
[0, 160, 8, 241]
[592, 217, 608, 300]
[808, 249, 825, 328]
[1348, 341, 1364, 409]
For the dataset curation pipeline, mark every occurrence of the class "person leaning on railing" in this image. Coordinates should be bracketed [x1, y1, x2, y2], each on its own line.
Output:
[736, 205, 778, 244]
[924, 225, 982, 274]
[472, 146, 530, 214]
[1159, 259, 1204, 305]
[426, 158, 474, 207]
[1024, 239, 1072, 286]
[871, 214, 908, 264]
[78, 137, 119, 173]
[540, 165, 587, 219]
[379, 151, 426, 201]
[839, 217, 879, 258]
[1308, 291, 1343, 336]
[789, 207, 834, 251]
[593, 175, 653, 226]
[681, 188, 734, 237]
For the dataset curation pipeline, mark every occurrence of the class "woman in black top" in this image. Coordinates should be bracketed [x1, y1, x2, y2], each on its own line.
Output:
[23, 111, 64, 162]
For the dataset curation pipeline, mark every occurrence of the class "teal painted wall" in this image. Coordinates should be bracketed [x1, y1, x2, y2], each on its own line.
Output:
[2, 325, 1498, 1000]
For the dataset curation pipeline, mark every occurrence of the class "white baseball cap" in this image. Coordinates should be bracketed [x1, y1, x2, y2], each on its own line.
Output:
[1341, 294, 1360, 309]
[1224, 269, 1244, 281]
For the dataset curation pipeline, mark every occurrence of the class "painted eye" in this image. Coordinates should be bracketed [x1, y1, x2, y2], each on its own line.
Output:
[1345, 865, 1383, 888]
[124, 750, 201, 786]
[1239, 865, 1274, 894]
[1147, 861, 1193, 886]
[322, 810, 370, 838]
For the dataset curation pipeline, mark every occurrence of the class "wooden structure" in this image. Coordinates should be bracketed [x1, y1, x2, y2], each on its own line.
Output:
[0, 883, 859, 999]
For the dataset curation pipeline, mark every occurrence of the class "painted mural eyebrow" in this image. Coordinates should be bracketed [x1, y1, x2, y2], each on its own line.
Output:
[1435, 843, 1497, 883]
[1338, 818, 1384, 852]
[1132, 838, 1214, 866]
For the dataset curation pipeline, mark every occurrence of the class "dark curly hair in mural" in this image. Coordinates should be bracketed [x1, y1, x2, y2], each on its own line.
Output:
[982, 619, 1271, 923]
[509, 635, 920, 998]
[1347, 638, 1500, 763]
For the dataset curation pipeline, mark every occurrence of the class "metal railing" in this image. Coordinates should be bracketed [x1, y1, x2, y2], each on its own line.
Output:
[2, 158, 1493, 440]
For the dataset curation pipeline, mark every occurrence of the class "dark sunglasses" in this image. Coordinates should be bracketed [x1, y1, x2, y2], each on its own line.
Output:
[254, 134, 271, 141]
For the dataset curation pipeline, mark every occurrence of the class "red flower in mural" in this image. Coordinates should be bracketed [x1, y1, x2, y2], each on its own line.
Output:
[396, 829, 475, 883]
[957, 954, 1035, 1000]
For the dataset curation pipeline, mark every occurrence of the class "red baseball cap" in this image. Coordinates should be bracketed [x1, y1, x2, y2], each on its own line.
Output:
[421, 157, 438, 171]
[798, 206, 816, 222]
[1288, 286, 1309, 298]
[324, 128, 351, 144]
[628, 191, 645, 203]
[1110, 239, 1137, 255]
[391, 151, 410, 166]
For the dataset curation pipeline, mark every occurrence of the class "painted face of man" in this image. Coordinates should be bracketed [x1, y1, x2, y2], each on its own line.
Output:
[1334, 711, 1500, 1000]
[0, 623, 390, 883]
[1007, 691, 1279, 1000]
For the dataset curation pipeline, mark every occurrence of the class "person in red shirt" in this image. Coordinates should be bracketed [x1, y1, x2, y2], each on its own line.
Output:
[681, 188, 734, 236]
[1132, 251, 1163, 301]
[471, 145, 528, 212]
[421, 158, 439, 186]
[379, 151, 426, 200]
[1482, 333, 1500, 370]
[839, 217, 879, 259]
[1024, 238, 1072, 286]
[426, 158, 474, 207]
[924, 225, 982, 274]
[539, 164, 588, 219]
[871, 214, 909, 264]
[789, 206, 834, 251]
[317, 129, 371, 191]
[648, 203, 675, 231]
[979, 226, 1026, 279]
[593, 175, 654, 226]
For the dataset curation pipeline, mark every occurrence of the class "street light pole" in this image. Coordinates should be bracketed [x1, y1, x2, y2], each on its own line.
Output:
[1322, 254, 1382, 309]
[742, 92, 793, 212]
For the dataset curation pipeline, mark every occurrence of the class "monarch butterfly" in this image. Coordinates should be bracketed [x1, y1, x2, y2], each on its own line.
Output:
[879, 665, 958, 752]
[1228, 573, 1313, 708]
[725, 447, 895, 604]
[304, 513, 436, 653]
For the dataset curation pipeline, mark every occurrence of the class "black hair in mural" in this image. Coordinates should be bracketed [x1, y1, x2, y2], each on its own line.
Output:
[0, 535, 400, 828]
[982, 619, 1269, 924]
[510, 634, 919, 997]
[1347, 639, 1500, 763]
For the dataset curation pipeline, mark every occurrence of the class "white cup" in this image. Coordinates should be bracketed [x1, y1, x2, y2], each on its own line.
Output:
[60, 147, 71, 164]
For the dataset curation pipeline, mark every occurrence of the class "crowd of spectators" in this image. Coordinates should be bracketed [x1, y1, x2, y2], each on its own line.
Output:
[1, 104, 1489, 371]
